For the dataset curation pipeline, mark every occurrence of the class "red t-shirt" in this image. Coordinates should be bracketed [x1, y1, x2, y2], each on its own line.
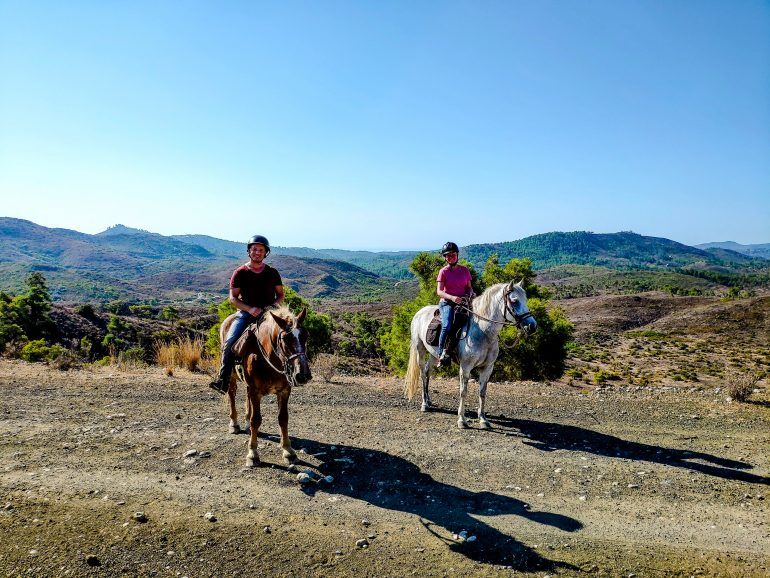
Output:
[437, 265, 471, 298]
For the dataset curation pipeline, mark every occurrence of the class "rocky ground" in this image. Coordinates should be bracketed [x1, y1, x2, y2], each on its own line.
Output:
[1, 358, 768, 577]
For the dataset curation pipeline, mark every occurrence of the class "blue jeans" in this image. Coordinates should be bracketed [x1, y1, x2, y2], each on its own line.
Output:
[438, 300, 456, 354]
[218, 311, 255, 380]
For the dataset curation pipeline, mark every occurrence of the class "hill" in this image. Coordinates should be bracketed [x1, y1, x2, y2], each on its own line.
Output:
[0, 218, 399, 303]
[462, 231, 764, 271]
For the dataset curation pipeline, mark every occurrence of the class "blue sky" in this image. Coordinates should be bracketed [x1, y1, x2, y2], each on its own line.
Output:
[1, 1, 768, 250]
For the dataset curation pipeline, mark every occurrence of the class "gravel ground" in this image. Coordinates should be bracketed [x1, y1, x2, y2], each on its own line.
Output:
[0, 359, 768, 577]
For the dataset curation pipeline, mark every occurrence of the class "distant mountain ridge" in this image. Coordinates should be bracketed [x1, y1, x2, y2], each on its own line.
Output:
[696, 241, 770, 260]
[0, 218, 398, 302]
[2, 218, 766, 303]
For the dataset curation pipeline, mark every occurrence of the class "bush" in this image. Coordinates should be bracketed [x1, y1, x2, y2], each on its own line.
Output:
[75, 304, 97, 319]
[727, 373, 760, 402]
[493, 299, 574, 381]
[20, 340, 64, 363]
[313, 352, 339, 383]
[0, 273, 55, 351]
[129, 304, 155, 318]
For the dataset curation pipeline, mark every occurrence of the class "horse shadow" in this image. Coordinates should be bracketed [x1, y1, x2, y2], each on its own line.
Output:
[475, 413, 770, 486]
[261, 434, 582, 572]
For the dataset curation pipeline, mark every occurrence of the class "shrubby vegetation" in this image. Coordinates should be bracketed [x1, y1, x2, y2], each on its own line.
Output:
[380, 252, 574, 380]
[0, 272, 55, 353]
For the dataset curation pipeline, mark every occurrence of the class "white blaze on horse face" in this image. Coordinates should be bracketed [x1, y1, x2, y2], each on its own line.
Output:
[292, 329, 303, 352]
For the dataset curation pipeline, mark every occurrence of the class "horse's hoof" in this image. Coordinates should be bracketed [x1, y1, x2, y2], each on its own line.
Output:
[282, 450, 297, 464]
[420, 403, 432, 413]
[479, 419, 491, 430]
[229, 424, 240, 434]
[457, 419, 469, 429]
[246, 457, 260, 468]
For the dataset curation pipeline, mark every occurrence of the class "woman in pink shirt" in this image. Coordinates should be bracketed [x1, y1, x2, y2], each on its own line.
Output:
[436, 241, 473, 366]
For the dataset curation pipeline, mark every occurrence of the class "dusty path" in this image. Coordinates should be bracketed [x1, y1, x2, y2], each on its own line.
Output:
[1, 360, 768, 577]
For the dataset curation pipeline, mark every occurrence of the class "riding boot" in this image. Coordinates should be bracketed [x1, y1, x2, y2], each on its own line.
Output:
[209, 361, 233, 395]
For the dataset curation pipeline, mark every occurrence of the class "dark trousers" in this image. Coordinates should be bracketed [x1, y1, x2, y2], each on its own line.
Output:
[217, 310, 255, 381]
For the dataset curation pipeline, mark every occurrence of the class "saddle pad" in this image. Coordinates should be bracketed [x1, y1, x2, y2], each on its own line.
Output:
[426, 309, 441, 346]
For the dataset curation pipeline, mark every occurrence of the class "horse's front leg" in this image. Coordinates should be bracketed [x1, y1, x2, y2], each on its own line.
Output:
[457, 366, 470, 429]
[277, 391, 296, 463]
[246, 388, 263, 467]
[476, 364, 495, 430]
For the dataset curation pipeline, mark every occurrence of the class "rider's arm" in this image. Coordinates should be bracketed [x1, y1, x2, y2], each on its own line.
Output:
[436, 280, 463, 304]
[273, 285, 285, 307]
[229, 287, 262, 317]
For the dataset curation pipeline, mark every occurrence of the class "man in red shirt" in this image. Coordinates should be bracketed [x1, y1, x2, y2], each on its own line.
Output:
[209, 235, 285, 394]
[436, 241, 473, 366]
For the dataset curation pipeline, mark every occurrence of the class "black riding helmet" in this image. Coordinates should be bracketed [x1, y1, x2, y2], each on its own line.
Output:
[441, 241, 459, 255]
[247, 235, 271, 255]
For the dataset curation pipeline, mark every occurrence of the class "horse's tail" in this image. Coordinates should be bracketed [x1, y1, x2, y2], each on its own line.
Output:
[404, 336, 421, 401]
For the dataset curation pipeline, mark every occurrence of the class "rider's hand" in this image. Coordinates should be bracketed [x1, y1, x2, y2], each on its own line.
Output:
[454, 296, 463, 304]
[250, 306, 261, 316]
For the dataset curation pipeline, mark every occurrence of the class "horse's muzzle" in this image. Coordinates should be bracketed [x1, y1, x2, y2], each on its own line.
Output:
[295, 369, 312, 385]
[522, 317, 537, 334]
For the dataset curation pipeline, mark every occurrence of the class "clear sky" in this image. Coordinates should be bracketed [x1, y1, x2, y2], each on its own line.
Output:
[1, 1, 768, 250]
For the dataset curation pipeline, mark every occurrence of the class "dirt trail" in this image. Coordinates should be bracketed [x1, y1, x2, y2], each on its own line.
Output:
[1, 360, 768, 577]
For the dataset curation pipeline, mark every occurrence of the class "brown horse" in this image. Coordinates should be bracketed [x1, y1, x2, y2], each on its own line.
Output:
[219, 306, 311, 467]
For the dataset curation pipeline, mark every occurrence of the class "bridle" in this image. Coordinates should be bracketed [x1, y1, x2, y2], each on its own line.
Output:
[255, 325, 308, 386]
[456, 286, 534, 328]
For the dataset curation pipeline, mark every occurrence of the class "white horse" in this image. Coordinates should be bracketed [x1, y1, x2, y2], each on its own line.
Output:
[404, 280, 537, 429]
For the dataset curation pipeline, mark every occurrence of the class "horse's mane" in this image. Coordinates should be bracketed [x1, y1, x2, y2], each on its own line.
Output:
[472, 283, 507, 316]
[263, 306, 297, 331]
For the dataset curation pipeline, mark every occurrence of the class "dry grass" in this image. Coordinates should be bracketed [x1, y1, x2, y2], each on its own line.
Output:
[154, 337, 204, 373]
[727, 372, 761, 402]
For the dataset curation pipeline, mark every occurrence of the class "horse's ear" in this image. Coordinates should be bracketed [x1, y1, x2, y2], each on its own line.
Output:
[515, 279, 524, 288]
[296, 307, 307, 325]
[269, 311, 291, 331]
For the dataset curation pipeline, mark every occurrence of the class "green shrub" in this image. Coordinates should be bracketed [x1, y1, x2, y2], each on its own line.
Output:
[129, 304, 155, 318]
[20, 340, 64, 363]
[75, 304, 96, 318]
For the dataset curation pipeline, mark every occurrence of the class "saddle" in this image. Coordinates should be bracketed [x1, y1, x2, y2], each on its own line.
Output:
[426, 302, 471, 359]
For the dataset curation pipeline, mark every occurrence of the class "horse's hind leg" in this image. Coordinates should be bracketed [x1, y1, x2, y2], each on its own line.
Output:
[227, 377, 241, 434]
[420, 347, 433, 412]
[246, 389, 263, 467]
[476, 364, 495, 430]
[457, 366, 471, 429]
[277, 391, 296, 464]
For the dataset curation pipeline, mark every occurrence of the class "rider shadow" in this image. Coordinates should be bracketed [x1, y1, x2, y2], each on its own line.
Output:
[261, 433, 582, 572]
[482, 414, 769, 486]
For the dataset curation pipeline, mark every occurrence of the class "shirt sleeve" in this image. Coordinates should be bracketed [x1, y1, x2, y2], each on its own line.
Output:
[272, 267, 283, 287]
[437, 267, 446, 284]
[230, 267, 242, 289]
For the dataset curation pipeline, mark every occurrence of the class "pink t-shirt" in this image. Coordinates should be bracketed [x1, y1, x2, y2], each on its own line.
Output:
[437, 265, 471, 298]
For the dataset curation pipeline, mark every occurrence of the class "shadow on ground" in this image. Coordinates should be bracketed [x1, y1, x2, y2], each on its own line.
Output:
[262, 434, 581, 572]
[474, 413, 770, 486]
